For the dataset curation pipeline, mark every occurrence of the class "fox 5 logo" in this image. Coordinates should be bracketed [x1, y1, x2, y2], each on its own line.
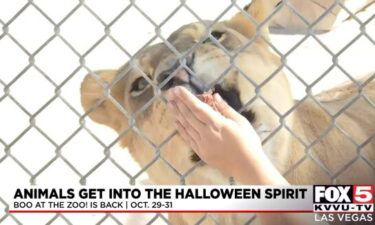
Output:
[314, 185, 374, 204]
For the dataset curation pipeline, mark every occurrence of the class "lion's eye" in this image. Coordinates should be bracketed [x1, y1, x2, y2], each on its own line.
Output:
[204, 31, 225, 43]
[211, 31, 224, 40]
[130, 77, 151, 97]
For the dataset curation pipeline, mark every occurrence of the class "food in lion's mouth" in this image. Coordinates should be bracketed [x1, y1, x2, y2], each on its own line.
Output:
[198, 92, 219, 111]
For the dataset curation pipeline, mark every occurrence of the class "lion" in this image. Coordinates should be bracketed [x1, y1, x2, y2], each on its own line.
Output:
[80, 0, 375, 224]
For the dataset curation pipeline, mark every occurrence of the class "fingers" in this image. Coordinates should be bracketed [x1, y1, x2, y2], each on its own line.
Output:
[213, 93, 246, 124]
[171, 99, 206, 131]
[169, 102, 201, 140]
[170, 87, 222, 125]
[175, 120, 199, 152]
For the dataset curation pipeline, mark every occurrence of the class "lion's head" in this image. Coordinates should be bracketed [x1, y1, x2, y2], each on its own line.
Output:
[80, 1, 294, 185]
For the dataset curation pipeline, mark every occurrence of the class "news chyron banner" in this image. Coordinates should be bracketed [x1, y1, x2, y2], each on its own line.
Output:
[8, 185, 374, 222]
[10, 186, 311, 213]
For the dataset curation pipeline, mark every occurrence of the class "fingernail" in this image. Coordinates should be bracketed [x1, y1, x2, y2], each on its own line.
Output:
[173, 87, 180, 95]
[214, 93, 223, 102]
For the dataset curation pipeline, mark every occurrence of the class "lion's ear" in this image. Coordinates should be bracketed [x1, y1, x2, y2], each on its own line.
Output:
[80, 70, 128, 133]
[227, 0, 275, 39]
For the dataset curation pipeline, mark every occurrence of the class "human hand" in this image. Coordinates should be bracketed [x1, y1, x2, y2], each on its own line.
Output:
[167, 87, 287, 185]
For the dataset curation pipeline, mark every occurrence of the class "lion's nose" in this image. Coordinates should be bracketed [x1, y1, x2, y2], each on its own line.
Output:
[158, 53, 196, 90]
[173, 67, 190, 83]
[158, 67, 192, 91]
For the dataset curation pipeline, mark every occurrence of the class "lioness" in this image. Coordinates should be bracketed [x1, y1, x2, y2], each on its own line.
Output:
[80, 0, 375, 224]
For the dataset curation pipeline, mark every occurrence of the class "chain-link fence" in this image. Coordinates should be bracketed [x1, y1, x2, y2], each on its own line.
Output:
[0, 0, 374, 224]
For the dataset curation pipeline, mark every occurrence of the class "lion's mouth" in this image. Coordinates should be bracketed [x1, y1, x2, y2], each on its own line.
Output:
[159, 67, 209, 94]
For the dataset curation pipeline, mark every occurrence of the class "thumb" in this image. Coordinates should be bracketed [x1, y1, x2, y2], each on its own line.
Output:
[213, 93, 245, 123]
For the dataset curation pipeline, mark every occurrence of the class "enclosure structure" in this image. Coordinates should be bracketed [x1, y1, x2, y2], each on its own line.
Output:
[0, 0, 374, 224]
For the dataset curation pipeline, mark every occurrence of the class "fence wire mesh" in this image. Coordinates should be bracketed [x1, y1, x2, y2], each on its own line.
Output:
[0, 0, 374, 224]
